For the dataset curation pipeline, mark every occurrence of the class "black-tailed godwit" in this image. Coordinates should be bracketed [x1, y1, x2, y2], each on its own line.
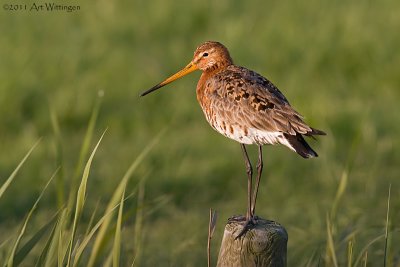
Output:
[141, 41, 325, 237]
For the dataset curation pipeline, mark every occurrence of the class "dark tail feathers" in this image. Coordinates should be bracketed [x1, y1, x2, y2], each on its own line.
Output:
[308, 127, 326, 136]
[284, 133, 319, 159]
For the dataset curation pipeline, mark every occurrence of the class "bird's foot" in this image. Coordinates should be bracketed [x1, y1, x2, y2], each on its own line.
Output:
[234, 216, 258, 240]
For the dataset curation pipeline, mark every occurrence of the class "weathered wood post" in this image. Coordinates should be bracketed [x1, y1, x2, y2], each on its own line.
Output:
[216, 215, 288, 267]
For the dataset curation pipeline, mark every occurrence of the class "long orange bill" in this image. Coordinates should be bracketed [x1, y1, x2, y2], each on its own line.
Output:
[140, 62, 198, 97]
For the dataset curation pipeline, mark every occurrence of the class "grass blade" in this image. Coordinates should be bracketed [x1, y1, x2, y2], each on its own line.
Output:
[331, 170, 348, 221]
[66, 130, 106, 267]
[6, 167, 57, 267]
[88, 131, 164, 267]
[383, 183, 391, 267]
[35, 216, 58, 267]
[353, 234, 385, 267]
[326, 214, 338, 267]
[208, 208, 217, 267]
[40, 209, 65, 267]
[0, 140, 40, 199]
[84, 200, 100, 236]
[49, 104, 65, 207]
[73, 95, 102, 181]
[363, 251, 368, 267]
[103, 250, 113, 267]
[133, 177, 146, 266]
[113, 188, 125, 267]
[347, 239, 353, 267]
[67, 97, 102, 213]
[72, 204, 120, 267]
[51, 209, 69, 267]
[15, 212, 58, 266]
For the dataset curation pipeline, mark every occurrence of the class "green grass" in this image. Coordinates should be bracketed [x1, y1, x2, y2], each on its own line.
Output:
[1, 0, 399, 266]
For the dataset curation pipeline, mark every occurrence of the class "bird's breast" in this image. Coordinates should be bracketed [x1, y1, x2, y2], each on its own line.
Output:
[196, 73, 215, 120]
[196, 73, 253, 144]
[195, 71, 290, 146]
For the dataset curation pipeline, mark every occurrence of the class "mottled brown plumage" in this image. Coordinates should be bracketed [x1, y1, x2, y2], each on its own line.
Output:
[193, 42, 325, 153]
[141, 41, 325, 237]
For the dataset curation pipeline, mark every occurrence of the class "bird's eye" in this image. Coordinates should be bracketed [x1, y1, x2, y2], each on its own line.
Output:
[203, 52, 209, 57]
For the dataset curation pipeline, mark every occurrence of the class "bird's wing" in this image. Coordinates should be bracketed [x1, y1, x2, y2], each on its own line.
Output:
[210, 66, 315, 136]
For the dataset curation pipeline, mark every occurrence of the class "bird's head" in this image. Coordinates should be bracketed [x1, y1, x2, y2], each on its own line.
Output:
[140, 41, 233, 97]
[192, 41, 233, 71]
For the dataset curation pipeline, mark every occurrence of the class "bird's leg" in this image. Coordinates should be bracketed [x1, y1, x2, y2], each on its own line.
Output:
[240, 144, 253, 220]
[251, 145, 263, 216]
[236, 144, 254, 239]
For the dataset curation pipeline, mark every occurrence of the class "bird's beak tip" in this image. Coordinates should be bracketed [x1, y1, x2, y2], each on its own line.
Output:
[140, 61, 198, 98]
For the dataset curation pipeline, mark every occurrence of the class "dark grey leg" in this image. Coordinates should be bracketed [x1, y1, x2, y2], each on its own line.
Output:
[240, 144, 253, 220]
[251, 145, 263, 216]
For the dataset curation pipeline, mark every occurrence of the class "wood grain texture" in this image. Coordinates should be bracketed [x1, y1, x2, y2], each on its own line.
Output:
[216, 215, 288, 267]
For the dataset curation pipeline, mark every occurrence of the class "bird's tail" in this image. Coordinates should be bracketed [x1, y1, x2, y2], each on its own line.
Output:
[284, 133, 319, 159]
[307, 127, 326, 137]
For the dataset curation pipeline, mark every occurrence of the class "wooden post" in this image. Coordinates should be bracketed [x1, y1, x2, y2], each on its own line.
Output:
[216, 215, 288, 267]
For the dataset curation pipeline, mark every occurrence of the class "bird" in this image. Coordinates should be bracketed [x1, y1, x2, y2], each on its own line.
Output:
[140, 41, 325, 238]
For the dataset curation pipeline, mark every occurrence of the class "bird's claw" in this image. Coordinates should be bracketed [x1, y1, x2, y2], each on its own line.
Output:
[235, 216, 257, 240]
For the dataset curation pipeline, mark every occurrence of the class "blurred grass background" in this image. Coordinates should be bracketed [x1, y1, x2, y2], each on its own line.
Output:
[1, 0, 399, 265]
